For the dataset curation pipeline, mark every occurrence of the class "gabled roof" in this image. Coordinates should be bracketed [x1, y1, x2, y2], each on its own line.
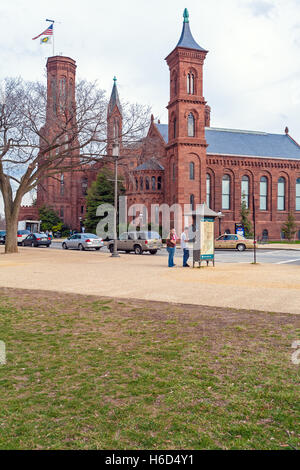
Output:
[134, 159, 165, 171]
[176, 8, 207, 52]
[154, 123, 300, 160]
[155, 123, 168, 143]
[108, 77, 122, 117]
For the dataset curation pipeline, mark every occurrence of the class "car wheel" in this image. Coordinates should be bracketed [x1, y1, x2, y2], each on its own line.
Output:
[22, 241, 25, 247]
[109, 244, 114, 253]
[95, 247, 100, 251]
[149, 250, 157, 255]
[62, 243, 68, 250]
[134, 245, 143, 255]
[78, 244, 85, 251]
[31, 242, 35, 247]
[237, 243, 246, 252]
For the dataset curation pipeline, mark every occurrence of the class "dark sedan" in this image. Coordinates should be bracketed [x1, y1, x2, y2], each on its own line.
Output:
[0, 231, 6, 245]
[22, 233, 51, 247]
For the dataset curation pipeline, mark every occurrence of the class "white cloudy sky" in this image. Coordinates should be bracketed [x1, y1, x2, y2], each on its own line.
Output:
[0, 0, 300, 210]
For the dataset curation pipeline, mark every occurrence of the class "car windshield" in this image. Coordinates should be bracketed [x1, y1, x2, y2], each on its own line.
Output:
[82, 233, 98, 238]
[0, 231, 6, 236]
[18, 230, 30, 235]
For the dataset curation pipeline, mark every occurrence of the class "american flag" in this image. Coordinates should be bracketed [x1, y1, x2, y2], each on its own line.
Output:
[32, 23, 53, 40]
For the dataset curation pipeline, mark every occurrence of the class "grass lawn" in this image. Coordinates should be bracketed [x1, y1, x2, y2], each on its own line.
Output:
[0, 288, 299, 450]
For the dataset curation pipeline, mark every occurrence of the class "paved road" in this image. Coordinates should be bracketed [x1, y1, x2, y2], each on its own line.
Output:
[50, 242, 300, 265]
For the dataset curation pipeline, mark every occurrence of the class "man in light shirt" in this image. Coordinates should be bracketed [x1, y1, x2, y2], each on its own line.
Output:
[181, 226, 190, 267]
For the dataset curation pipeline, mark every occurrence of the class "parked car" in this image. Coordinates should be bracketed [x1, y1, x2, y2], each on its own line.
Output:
[0, 231, 6, 245]
[107, 231, 163, 255]
[22, 233, 51, 247]
[215, 233, 255, 251]
[62, 233, 104, 251]
[17, 229, 31, 245]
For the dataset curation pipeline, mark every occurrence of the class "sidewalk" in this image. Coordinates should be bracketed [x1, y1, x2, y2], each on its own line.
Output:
[257, 243, 300, 251]
[0, 247, 299, 315]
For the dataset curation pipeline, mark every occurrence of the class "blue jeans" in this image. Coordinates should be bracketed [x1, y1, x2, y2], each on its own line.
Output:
[167, 246, 175, 267]
[183, 248, 190, 266]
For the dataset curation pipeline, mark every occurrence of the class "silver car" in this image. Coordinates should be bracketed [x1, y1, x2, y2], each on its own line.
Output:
[62, 233, 104, 251]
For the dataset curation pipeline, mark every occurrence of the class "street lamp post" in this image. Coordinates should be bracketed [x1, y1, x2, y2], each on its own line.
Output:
[111, 142, 120, 257]
[217, 211, 224, 237]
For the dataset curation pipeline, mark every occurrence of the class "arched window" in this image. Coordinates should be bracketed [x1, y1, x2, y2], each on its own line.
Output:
[277, 177, 285, 211]
[172, 163, 176, 182]
[173, 117, 177, 139]
[174, 75, 177, 95]
[145, 177, 150, 190]
[190, 194, 195, 211]
[140, 178, 144, 191]
[81, 177, 88, 196]
[296, 178, 300, 211]
[187, 73, 191, 94]
[260, 176, 268, 210]
[157, 176, 162, 190]
[60, 207, 64, 219]
[59, 77, 66, 110]
[241, 175, 249, 208]
[60, 174, 64, 196]
[222, 175, 231, 210]
[189, 162, 195, 180]
[187, 73, 195, 94]
[135, 178, 138, 191]
[206, 174, 211, 207]
[187, 113, 195, 137]
[152, 176, 156, 191]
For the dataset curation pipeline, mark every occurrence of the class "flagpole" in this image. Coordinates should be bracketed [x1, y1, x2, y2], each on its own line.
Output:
[46, 19, 55, 56]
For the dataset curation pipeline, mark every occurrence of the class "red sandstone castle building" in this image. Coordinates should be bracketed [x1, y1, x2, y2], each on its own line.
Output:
[20, 9, 300, 240]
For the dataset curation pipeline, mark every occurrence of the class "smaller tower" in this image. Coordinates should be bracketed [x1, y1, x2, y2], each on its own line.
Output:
[107, 76, 123, 155]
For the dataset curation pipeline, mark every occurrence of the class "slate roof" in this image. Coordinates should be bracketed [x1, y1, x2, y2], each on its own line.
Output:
[154, 123, 300, 160]
[176, 13, 207, 52]
[134, 159, 165, 172]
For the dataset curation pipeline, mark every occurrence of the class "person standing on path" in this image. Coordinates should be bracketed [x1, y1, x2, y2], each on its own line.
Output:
[166, 228, 177, 267]
[181, 227, 190, 267]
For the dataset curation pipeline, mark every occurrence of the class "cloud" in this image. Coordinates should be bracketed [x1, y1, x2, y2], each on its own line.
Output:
[247, 0, 275, 17]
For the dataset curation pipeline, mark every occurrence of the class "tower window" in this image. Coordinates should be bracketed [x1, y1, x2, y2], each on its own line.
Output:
[187, 73, 195, 94]
[81, 177, 88, 196]
[189, 162, 195, 180]
[187, 113, 195, 137]
[60, 174, 64, 196]
[145, 177, 150, 190]
[140, 178, 144, 191]
[172, 163, 176, 182]
[173, 117, 177, 138]
[190, 194, 195, 210]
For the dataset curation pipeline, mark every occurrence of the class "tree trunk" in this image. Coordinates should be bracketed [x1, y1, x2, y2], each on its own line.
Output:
[4, 204, 20, 254]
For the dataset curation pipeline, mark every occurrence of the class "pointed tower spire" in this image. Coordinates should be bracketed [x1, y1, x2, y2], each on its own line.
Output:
[176, 8, 206, 51]
[108, 76, 122, 117]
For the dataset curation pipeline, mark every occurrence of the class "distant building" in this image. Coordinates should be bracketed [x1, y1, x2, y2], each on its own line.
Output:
[20, 9, 300, 240]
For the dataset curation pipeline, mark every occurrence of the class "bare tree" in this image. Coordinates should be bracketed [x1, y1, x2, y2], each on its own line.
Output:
[0, 77, 150, 253]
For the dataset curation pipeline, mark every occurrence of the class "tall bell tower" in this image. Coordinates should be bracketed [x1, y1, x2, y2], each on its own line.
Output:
[165, 9, 208, 209]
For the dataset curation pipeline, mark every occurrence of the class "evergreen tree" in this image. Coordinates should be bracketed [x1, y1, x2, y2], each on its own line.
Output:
[281, 212, 297, 241]
[240, 200, 253, 238]
[38, 205, 62, 232]
[84, 168, 125, 233]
